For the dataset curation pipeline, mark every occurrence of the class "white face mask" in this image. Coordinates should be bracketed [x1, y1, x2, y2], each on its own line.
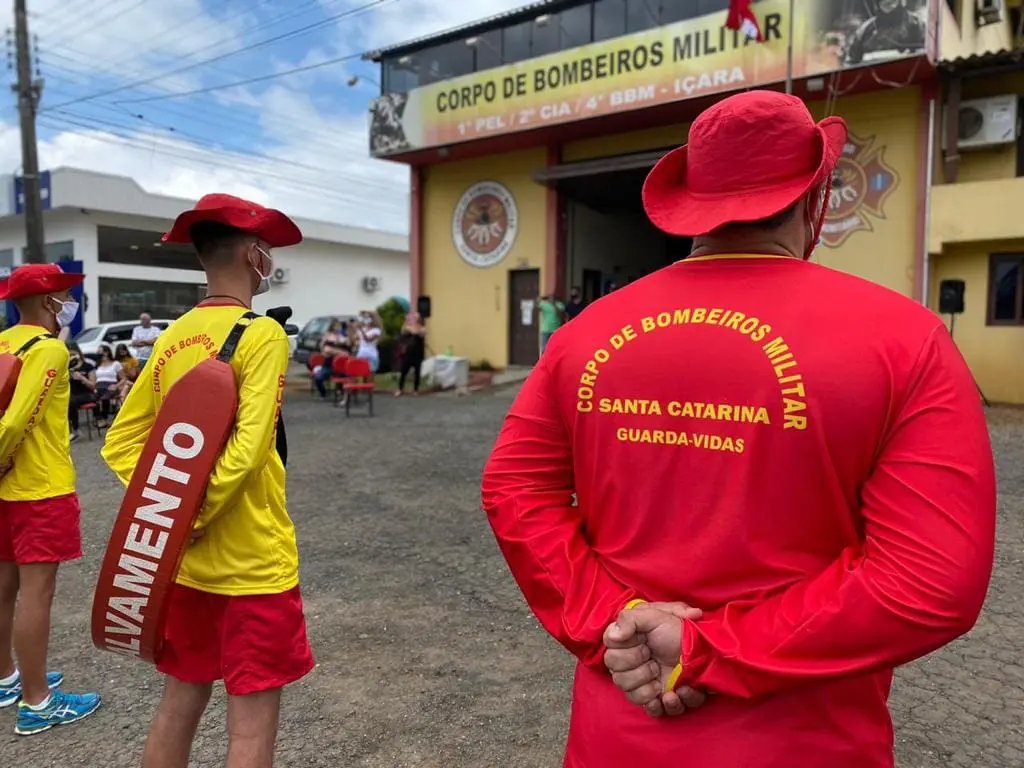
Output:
[49, 297, 80, 328]
[252, 245, 273, 296]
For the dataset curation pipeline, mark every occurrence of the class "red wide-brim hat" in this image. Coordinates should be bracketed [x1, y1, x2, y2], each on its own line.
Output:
[643, 90, 848, 237]
[163, 193, 303, 248]
[0, 263, 85, 301]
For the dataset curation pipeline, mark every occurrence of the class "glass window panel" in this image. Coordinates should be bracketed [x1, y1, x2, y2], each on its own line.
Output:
[503, 21, 532, 62]
[384, 59, 419, 93]
[473, 29, 503, 70]
[98, 278, 204, 323]
[532, 14, 561, 56]
[627, 0, 659, 33]
[661, 0, 700, 23]
[73, 327, 101, 343]
[993, 260, 1021, 321]
[0, 249, 12, 268]
[594, 0, 627, 41]
[560, 3, 592, 48]
[697, 0, 731, 15]
[421, 41, 474, 84]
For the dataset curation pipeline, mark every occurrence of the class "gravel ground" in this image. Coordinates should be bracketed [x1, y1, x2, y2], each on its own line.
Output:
[3, 388, 1022, 767]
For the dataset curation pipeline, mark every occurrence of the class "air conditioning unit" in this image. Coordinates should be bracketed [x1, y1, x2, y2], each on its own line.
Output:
[946, 95, 1020, 150]
[270, 267, 291, 284]
[977, 0, 1005, 25]
[362, 275, 381, 292]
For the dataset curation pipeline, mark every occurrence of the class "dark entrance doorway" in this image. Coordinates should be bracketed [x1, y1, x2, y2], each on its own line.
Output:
[508, 268, 540, 366]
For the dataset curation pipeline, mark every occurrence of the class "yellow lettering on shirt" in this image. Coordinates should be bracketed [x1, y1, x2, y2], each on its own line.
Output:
[615, 427, 745, 454]
[577, 306, 810, 429]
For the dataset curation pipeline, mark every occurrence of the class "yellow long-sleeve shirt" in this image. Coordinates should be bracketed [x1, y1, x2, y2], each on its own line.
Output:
[101, 305, 297, 597]
[0, 324, 75, 501]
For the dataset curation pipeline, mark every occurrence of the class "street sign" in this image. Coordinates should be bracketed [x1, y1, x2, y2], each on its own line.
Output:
[13, 170, 51, 214]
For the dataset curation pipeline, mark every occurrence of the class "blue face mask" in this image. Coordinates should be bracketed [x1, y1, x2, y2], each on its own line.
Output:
[49, 296, 80, 328]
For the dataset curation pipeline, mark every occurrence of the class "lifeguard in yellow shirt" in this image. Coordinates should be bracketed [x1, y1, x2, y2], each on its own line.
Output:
[0, 263, 101, 736]
[102, 194, 313, 768]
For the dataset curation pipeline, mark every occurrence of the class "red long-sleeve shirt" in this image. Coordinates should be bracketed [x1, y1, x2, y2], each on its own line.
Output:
[481, 254, 996, 768]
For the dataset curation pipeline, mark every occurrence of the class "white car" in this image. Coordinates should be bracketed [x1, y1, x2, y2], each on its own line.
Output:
[73, 320, 175, 361]
[74, 318, 299, 361]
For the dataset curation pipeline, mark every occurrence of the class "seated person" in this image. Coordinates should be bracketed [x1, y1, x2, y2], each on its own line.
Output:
[66, 343, 96, 442]
[313, 319, 350, 399]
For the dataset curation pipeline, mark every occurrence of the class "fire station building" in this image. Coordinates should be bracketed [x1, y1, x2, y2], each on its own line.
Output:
[366, 0, 1024, 404]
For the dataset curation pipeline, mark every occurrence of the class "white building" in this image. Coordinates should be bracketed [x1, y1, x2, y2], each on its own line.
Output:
[0, 167, 409, 330]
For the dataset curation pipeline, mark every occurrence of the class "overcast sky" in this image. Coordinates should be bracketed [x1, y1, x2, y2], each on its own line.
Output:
[0, 0, 528, 232]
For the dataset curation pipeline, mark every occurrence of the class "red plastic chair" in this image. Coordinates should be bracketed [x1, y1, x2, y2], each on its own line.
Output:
[329, 355, 351, 406]
[78, 401, 100, 440]
[308, 353, 326, 396]
[342, 357, 375, 416]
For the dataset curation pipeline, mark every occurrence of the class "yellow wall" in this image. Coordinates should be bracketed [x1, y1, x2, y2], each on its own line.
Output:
[808, 88, 921, 295]
[421, 147, 548, 369]
[951, 73, 1024, 184]
[929, 242, 1024, 404]
[939, 0, 1012, 61]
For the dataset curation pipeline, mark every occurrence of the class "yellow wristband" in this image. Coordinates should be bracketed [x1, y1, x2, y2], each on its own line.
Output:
[623, 599, 647, 610]
[665, 661, 684, 693]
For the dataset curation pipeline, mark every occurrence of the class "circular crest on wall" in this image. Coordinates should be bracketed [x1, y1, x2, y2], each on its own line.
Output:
[452, 180, 519, 268]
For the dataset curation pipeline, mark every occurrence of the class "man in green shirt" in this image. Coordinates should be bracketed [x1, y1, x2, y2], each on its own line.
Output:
[538, 295, 565, 354]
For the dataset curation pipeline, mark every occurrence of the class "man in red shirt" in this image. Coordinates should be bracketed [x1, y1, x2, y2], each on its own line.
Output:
[480, 90, 996, 768]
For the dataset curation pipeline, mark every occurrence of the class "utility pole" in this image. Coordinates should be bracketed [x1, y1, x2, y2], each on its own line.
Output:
[12, 0, 45, 263]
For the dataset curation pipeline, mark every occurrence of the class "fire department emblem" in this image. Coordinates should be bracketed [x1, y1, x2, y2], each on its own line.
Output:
[820, 133, 899, 248]
[452, 181, 519, 268]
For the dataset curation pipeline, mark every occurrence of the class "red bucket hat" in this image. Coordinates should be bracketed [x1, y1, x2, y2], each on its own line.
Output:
[0, 263, 85, 301]
[163, 193, 303, 248]
[643, 90, 848, 237]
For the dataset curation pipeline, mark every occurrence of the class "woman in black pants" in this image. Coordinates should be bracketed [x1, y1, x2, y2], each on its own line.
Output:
[66, 342, 97, 441]
[395, 311, 426, 397]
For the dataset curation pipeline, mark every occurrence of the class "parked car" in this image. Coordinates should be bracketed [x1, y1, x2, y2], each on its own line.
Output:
[74, 320, 174, 362]
[293, 315, 350, 365]
[76, 318, 300, 361]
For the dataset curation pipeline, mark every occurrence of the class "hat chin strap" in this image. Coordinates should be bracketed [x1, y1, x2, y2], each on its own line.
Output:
[802, 180, 830, 261]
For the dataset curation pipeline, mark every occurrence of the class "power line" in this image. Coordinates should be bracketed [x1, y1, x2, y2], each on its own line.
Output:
[45, 0, 150, 52]
[49, 107, 402, 194]
[40, 0, 397, 111]
[41, 65, 371, 152]
[114, 50, 363, 104]
[37, 114, 409, 215]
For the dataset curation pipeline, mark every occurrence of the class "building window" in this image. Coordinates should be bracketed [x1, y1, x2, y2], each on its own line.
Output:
[22, 241, 75, 264]
[0, 249, 13, 268]
[988, 254, 1024, 325]
[503, 21, 532, 62]
[594, 0, 628, 41]
[421, 40, 475, 84]
[660, 0, 702, 23]
[98, 226, 203, 271]
[560, 3, 593, 47]
[98, 277, 205, 323]
[470, 29, 503, 71]
[626, 0, 660, 33]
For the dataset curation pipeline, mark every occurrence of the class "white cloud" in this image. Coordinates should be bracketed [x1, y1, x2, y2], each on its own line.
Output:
[0, 0, 532, 232]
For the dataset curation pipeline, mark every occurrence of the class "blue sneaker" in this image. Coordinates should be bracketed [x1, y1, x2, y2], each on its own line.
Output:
[15, 688, 101, 735]
[0, 671, 64, 708]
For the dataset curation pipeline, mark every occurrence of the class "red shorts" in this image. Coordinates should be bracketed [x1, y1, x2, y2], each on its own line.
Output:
[0, 493, 82, 564]
[156, 584, 315, 696]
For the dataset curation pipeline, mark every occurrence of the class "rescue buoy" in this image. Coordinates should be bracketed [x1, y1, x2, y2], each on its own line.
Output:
[0, 334, 55, 413]
[90, 358, 238, 661]
[91, 311, 259, 663]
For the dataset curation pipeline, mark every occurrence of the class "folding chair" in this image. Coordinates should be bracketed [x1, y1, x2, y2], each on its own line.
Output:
[329, 355, 351, 406]
[342, 358, 375, 416]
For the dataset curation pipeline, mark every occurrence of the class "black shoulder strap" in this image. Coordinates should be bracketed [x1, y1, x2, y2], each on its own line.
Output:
[216, 312, 259, 363]
[14, 333, 56, 357]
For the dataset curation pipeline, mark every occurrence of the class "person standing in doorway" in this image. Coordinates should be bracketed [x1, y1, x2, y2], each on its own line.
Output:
[130, 312, 161, 367]
[0, 263, 101, 736]
[565, 287, 585, 321]
[538, 294, 565, 353]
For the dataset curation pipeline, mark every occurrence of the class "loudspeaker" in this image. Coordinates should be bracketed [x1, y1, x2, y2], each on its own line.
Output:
[939, 280, 965, 315]
[417, 295, 431, 319]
